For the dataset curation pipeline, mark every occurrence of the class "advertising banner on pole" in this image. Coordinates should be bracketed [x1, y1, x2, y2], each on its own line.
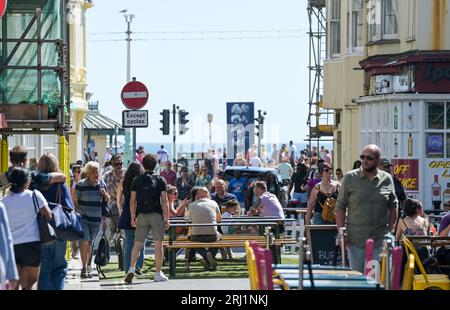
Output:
[226, 102, 254, 161]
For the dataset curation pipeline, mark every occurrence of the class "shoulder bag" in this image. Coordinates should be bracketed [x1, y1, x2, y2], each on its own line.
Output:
[33, 190, 56, 244]
[49, 184, 84, 241]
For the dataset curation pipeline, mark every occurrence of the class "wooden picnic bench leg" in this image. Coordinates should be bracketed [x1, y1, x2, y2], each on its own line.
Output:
[169, 248, 176, 277]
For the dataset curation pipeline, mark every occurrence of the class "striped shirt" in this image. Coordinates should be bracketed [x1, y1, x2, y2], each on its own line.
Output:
[75, 179, 106, 223]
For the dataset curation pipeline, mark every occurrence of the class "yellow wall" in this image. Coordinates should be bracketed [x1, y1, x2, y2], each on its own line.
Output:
[69, 0, 92, 164]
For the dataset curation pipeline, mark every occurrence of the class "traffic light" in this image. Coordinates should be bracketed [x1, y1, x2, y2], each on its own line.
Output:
[255, 124, 264, 139]
[160, 109, 170, 135]
[178, 109, 189, 135]
[255, 110, 266, 139]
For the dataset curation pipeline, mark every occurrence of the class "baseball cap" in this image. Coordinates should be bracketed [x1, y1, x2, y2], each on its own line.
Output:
[380, 158, 392, 167]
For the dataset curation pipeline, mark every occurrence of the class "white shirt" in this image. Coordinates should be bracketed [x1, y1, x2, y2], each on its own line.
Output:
[2, 190, 47, 245]
[271, 149, 279, 163]
[278, 162, 293, 180]
[250, 156, 262, 167]
[221, 211, 232, 234]
[105, 152, 112, 162]
[289, 145, 297, 160]
[157, 149, 169, 164]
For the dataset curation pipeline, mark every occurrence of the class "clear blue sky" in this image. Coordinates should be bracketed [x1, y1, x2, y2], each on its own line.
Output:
[87, 0, 311, 145]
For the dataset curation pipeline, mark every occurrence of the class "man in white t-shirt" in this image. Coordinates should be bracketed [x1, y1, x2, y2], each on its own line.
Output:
[249, 155, 262, 167]
[278, 158, 293, 182]
[157, 145, 169, 167]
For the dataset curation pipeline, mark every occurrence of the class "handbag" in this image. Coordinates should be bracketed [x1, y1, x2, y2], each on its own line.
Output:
[49, 184, 84, 241]
[33, 190, 56, 244]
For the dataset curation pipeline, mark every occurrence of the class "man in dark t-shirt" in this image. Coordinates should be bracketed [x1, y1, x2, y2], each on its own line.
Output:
[210, 179, 237, 209]
[125, 154, 169, 284]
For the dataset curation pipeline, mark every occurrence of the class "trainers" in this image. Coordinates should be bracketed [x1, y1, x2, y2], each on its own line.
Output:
[154, 272, 169, 282]
[206, 252, 217, 271]
[135, 268, 143, 276]
[124, 272, 134, 284]
[80, 268, 89, 279]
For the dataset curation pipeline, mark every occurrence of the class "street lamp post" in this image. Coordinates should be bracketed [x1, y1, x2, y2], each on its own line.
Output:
[121, 9, 136, 157]
[207, 113, 213, 149]
[114, 125, 119, 155]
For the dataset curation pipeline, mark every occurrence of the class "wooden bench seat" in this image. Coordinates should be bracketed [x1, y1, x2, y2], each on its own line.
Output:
[163, 237, 296, 249]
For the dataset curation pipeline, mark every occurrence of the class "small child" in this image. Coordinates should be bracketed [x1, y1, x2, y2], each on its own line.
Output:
[220, 200, 241, 259]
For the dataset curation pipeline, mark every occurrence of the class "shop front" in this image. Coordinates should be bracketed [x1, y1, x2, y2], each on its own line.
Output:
[358, 51, 450, 211]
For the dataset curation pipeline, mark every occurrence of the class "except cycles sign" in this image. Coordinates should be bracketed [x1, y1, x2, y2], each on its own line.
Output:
[122, 110, 148, 128]
[0, 0, 7, 18]
[121, 80, 149, 110]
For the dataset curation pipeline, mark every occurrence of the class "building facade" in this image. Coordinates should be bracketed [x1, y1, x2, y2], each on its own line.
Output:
[324, 0, 450, 209]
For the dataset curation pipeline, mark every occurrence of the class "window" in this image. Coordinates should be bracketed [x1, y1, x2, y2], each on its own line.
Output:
[368, 0, 399, 42]
[330, 0, 341, 57]
[383, 0, 399, 38]
[348, 0, 363, 50]
[426, 102, 444, 129]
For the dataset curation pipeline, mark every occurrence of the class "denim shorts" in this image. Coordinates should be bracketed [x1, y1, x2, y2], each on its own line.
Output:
[80, 219, 101, 243]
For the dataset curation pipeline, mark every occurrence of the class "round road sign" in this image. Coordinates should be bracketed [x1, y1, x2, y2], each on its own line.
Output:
[121, 80, 149, 110]
[0, 0, 7, 18]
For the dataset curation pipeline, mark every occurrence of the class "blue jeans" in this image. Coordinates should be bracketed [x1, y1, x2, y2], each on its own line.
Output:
[292, 192, 308, 208]
[123, 229, 144, 274]
[38, 239, 68, 290]
[347, 243, 383, 274]
[312, 212, 334, 225]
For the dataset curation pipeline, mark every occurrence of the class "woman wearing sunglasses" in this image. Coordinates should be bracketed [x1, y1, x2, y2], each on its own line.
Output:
[305, 162, 341, 225]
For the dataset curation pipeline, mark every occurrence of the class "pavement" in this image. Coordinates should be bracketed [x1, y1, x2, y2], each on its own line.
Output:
[63, 253, 251, 290]
[65, 257, 102, 290]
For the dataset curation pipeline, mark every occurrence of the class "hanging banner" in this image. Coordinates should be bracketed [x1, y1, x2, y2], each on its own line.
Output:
[226, 102, 255, 160]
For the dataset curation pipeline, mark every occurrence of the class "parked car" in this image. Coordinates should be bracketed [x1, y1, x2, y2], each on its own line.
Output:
[223, 166, 288, 208]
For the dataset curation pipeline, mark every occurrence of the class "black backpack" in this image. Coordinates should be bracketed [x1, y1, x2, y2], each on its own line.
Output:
[136, 173, 163, 214]
[95, 233, 110, 267]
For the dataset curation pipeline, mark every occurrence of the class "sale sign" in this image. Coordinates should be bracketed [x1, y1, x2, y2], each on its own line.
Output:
[391, 159, 419, 191]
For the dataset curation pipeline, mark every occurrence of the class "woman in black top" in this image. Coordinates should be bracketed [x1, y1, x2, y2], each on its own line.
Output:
[117, 162, 145, 275]
[288, 163, 309, 207]
[305, 162, 340, 225]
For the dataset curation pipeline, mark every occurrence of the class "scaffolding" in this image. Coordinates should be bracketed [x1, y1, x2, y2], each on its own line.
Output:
[0, 0, 70, 135]
[306, 0, 334, 153]
[0, 0, 70, 177]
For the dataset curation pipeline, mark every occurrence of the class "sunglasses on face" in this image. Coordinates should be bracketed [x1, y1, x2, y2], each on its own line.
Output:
[114, 162, 123, 167]
[323, 168, 330, 173]
[360, 155, 375, 161]
[75, 170, 81, 174]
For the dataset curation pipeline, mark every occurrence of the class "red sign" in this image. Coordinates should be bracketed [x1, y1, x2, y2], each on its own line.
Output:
[391, 159, 419, 191]
[0, 0, 7, 18]
[415, 62, 450, 93]
[121, 81, 149, 110]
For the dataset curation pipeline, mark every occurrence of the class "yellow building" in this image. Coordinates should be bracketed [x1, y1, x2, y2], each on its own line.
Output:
[324, 0, 450, 209]
[68, 0, 94, 164]
[323, 0, 450, 173]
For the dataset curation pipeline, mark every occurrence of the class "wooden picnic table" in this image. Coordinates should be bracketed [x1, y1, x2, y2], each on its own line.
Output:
[165, 221, 291, 276]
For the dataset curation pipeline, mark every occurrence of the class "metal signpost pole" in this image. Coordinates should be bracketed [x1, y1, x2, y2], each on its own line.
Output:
[173, 104, 177, 162]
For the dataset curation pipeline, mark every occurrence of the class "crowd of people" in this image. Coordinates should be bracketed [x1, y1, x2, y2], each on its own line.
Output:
[1, 141, 449, 289]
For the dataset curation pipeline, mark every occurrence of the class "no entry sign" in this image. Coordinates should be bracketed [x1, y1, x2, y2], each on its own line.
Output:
[0, 0, 7, 18]
[121, 80, 149, 110]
